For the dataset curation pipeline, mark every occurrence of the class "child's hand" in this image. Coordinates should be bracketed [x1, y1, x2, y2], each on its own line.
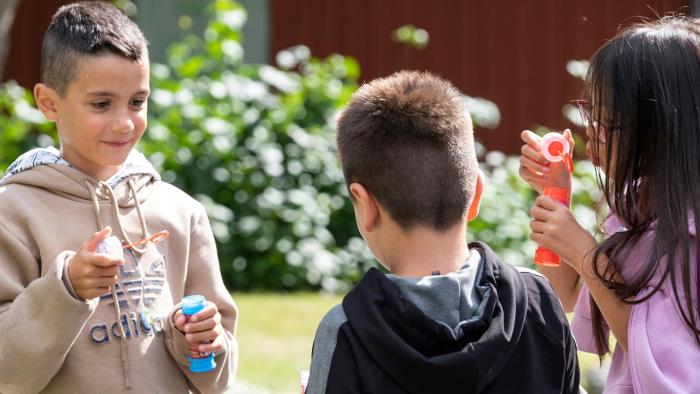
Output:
[174, 302, 226, 355]
[519, 129, 574, 194]
[529, 194, 597, 272]
[67, 227, 124, 300]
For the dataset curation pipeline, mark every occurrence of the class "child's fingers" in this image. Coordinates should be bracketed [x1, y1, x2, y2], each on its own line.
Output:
[95, 286, 111, 295]
[185, 313, 221, 333]
[174, 311, 187, 331]
[518, 164, 546, 183]
[534, 195, 564, 211]
[529, 219, 548, 234]
[185, 328, 218, 344]
[520, 155, 549, 174]
[521, 130, 543, 150]
[80, 287, 112, 300]
[197, 335, 225, 354]
[98, 265, 120, 278]
[529, 231, 547, 245]
[520, 143, 548, 165]
[87, 253, 124, 268]
[90, 276, 119, 289]
[196, 344, 223, 354]
[188, 302, 218, 323]
[184, 318, 217, 334]
[530, 204, 555, 221]
[81, 227, 112, 253]
[71, 258, 119, 280]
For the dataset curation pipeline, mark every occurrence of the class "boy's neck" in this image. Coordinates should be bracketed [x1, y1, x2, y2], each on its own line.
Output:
[381, 222, 469, 277]
[60, 148, 122, 181]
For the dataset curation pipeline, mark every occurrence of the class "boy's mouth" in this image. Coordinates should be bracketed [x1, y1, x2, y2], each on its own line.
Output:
[103, 139, 132, 147]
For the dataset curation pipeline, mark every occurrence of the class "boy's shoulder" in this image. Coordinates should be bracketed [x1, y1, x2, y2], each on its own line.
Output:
[313, 304, 347, 354]
[317, 303, 347, 335]
[147, 179, 206, 215]
[513, 265, 570, 339]
[473, 242, 568, 334]
[474, 241, 558, 303]
[514, 265, 558, 299]
[0, 178, 52, 226]
[309, 303, 347, 393]
[150, 179, 196, 202]
[514, 265, 563, 308]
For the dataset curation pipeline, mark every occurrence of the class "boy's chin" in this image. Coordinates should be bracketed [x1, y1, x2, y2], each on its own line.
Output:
[376, 262, 392, 272]
[97, 157, 130, 172]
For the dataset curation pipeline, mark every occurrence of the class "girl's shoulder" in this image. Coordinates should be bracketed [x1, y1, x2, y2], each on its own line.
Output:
[605, 212, 698, 286]
[603, 214, 627, 236]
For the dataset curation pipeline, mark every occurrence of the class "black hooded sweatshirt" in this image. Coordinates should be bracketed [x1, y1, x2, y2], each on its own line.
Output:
[306, 242, 580, 394]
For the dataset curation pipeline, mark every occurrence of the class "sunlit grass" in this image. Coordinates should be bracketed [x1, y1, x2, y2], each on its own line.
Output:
[233, 292, 343, 393]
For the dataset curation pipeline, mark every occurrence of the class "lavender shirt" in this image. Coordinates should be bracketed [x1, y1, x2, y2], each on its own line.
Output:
[571, 216, 700, 393]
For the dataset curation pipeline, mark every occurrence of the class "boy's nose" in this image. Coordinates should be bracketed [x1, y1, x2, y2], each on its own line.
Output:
[112, 113, 135, 134]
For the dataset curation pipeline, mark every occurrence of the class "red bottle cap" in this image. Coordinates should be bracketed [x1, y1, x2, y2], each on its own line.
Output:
[547, 141, 564, 156]
[543, 187, 569, 205]
[534, 246, 561, 267]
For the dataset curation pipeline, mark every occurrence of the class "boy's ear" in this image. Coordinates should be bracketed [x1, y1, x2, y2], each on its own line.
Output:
[467, 170, 484, 222]
[33, 83, 59, 122]
[349, 182, 380, 233]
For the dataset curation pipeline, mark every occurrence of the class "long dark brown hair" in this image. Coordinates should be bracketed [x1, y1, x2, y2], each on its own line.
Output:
[584, 16, 700, 356]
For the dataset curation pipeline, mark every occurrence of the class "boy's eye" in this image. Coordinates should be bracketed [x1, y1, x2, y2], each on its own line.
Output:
[130, 99, 146, 108]
[91, 101, 109, 110]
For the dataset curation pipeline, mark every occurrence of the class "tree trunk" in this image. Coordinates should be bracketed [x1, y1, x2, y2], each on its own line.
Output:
[0, 0, 20, 81]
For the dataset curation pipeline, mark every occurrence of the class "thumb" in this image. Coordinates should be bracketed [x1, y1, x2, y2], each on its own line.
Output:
[563, 128, 575, 149]
[82, 227, 112, 252]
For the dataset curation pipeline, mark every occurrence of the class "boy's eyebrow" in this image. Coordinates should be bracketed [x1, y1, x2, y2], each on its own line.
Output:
[86, 89, 150, 97]
[86, 91, 115, 97]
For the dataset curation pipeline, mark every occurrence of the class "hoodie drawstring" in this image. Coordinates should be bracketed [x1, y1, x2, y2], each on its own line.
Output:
[85, 179, 151, 391]
[103, 179, 150, 255]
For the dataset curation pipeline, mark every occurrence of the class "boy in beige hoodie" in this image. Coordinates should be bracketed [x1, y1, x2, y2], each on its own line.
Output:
[0, 2, 237, 393]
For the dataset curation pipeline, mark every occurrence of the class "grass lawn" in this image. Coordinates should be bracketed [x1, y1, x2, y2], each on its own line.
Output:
[232, 292, 607, 394]
[233, 292, 343, 394]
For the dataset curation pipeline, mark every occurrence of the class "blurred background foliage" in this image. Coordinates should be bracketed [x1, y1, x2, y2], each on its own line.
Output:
[0, 0, 602, 292]
[0, 1, 608, 391]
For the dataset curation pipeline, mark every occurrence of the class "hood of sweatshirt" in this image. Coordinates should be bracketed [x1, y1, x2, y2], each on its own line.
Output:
[1, 147, 160, 208]
[339, 241, 528, 392]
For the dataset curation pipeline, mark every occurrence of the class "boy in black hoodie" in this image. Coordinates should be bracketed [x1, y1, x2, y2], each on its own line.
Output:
[306, 71, 580, 394]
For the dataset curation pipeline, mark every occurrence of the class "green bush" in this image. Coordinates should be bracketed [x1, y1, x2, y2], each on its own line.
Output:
[0, 82, 56, 173]
[137, 0, 375, 292]
[0, 0, 603, 291]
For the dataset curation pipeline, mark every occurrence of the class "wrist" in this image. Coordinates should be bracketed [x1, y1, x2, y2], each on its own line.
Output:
[61, 253, 81, 300]
[567, 237, 597, 275]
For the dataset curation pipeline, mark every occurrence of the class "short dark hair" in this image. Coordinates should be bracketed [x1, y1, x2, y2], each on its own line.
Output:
[336, 71, 477, 231]
[40, 1, 148, 96]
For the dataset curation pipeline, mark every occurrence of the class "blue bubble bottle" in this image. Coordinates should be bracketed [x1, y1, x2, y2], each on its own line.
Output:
[181, 295, 216, 373]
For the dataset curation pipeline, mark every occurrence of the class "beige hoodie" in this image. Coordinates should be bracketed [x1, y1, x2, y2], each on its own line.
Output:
[0, 150, 238, 393]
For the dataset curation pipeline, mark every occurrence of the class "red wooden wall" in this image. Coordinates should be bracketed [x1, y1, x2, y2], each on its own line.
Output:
[3, 0, 73, 90]
[270, 0, 690, 153]
[4, 1, 690, 154]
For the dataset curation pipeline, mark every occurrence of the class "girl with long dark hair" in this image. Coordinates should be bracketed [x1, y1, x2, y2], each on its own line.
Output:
[520, 16, 700, 392]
